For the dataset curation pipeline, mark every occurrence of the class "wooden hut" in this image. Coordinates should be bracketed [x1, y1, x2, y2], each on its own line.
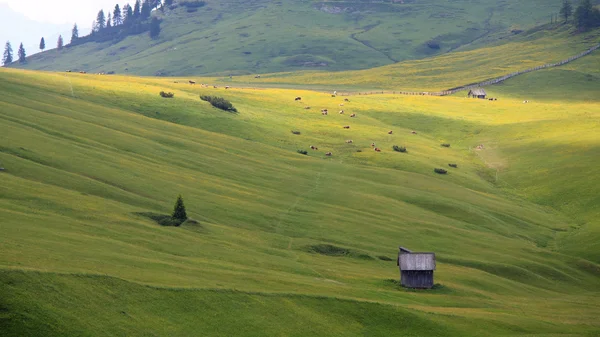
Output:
[397, 247, 436, 288]
[467, 88, 487, 99]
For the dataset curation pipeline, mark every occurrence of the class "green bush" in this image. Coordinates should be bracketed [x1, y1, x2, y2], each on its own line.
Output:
[434, 168, 448, 174]
[393, 145, 407, 153]
[159, 91, 174, 98]
[200, 95, 237, 112]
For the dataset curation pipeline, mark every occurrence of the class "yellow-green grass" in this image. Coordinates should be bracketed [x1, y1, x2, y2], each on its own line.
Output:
[16, 0, 565, 76]
[0, 67, 599, 336]
[218, 25, 600, 92]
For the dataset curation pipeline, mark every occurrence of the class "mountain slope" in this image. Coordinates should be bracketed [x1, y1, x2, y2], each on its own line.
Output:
[15, 0, 563, 75]
[1, 65, 599, 335]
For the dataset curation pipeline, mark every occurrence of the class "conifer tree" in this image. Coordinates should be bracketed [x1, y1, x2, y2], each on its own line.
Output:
[133, 0, 141, 18]
[107, 13, 112, 28]
[57, 35, 64, 50]
[560, 0, 573, 23]
[113, 4, 122, 26]
[122, 4, 133, 25]
[171, 195, 188, 222]
[2, 41, 13, 66]
[17, 43, 26, 63]
[141, 0, 151, 20]
[39, 37, 45, 51]
[149, 17, 161, 39]
[96, 10, 106, 30]
[71, 24, 79, 43]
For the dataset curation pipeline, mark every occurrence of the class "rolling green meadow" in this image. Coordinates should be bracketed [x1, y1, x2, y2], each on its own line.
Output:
[17, 0, 567, 76]
[1, 36, 600, 335]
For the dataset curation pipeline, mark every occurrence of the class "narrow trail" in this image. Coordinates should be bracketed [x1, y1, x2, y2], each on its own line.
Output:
[64, 75, 75, 97]
[349, 22, 398, 63]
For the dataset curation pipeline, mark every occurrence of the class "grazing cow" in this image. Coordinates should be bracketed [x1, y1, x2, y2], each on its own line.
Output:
[66, 70, 72, 72]
[350, 113, 356, 118]
[494, 98, 497, 101]
[295, 97, 302, 101]
[374, 148, 381, 152]
[189, 80, 196, 84]
[411, 131, 417, 134]
[371, 143, 375, 147]
[310, 145, 316, 150]
[225, 86, 230, 89]
[214, 86, 218, 89]
[339, 110, 344, 114]
[325, 152, 332, 156]
[79, 71, 86, 74]
[523, 100, 529, 103]
[345, 140, 353, 143]
[304, 106, 311, 109]
[339, 103, 344, 106]
[344, 98, 350, 102]
[388, 130, 393, 135]
[322, 111, 328, 115]
[255, 75, 261, 78]
[343, 125, 350, 129]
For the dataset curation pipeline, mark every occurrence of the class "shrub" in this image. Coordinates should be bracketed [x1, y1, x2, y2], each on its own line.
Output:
[159, 91, 174, 98]
[200, 95, 237, 112]
[291, 130, 301, 135]
[378, 255, 394, 261]
[434, 168, 448, 174]
[180, 1, 206, 8]
[134, 212, 184, 227]
[448, 163, 458, 168]
[426, 40, 441, 49]
[441, 143, 451, 147]
[297, 150, 308, 155]
[393, 145, 407, 153]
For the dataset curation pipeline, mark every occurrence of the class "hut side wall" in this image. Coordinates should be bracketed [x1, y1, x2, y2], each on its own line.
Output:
[401, 270, 434, 289]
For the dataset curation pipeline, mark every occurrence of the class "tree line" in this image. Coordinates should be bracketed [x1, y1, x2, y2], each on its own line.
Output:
[3, 0, 169, 66]
[560, 0, 600, 30]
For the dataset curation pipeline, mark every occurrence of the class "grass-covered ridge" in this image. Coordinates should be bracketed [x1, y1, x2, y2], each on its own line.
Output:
[15, 0, 566, 76]
[0, 65, 599, 335]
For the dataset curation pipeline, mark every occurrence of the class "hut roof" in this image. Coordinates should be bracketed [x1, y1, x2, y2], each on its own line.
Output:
[468, 88, 487, 96]
[399, 247, 412, 254]
[399, 253, 436, 271]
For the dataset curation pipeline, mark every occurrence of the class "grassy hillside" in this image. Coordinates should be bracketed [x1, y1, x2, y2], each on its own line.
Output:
[218, 25, 600, 91]
[1, 66, 599, 335]
[15, 0, 565, 76]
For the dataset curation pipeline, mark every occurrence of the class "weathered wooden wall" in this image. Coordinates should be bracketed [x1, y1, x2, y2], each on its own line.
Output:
[399, 253, 435, 271]
[401, 270, 434, 289]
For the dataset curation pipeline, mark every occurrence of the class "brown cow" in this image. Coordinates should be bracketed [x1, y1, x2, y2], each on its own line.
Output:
[388, 130, 393, 135]
[343, 125, 350, 129]
[339, 110, 344, 114]
[344, 98, 350, 102]
[79, 71, 86, 74]
[345, 140, 353, 143]
[411, 131, 417, 134]
[225, 86, 230, 89]
[295, 97, 302, 101]
[371, 143, 375, 147]
[304, 106, 311, 109]
[325, 152, 332, 156]
[189, 80, 196, 84]
[374, 148, 381, 152]
[350, 113, 356, 118]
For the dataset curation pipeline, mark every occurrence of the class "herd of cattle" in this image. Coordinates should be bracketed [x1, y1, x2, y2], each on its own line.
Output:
[293, 95, 418, 158]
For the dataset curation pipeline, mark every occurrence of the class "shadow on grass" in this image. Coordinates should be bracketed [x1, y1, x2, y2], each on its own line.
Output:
[134, 212, 202, 229]
[305, 244, 374, 260]
[383, 279, 451, 294]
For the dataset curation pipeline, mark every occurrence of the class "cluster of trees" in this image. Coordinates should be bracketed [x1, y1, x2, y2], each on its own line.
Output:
[560, 0, 600, 31]
[73, 0, 164, 44]
[2, 42, 28, 66]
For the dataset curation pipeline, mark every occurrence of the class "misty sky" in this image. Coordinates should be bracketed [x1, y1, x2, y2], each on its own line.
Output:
[0, 0, 129, 25]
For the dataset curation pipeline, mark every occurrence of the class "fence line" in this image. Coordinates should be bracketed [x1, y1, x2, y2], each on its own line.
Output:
[336, 43, 600, 97]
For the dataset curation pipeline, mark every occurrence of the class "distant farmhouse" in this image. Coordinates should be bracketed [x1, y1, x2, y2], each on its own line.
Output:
[468, 88, 487, 99]
[397, 247, 436, 289]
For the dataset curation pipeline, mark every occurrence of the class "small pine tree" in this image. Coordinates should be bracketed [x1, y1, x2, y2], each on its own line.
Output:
[113, 4, 122, 26]
[96, 10, 106, 30]
[17, 43, 26, 63]
[560, 0, 573, 23]
[141, 0, 151, 20]
[57, 35, 64, 50]
[134, 0, 141, 18]
[172, 195, 188, 222]
[39, 37, 45, 51]
[149, 17, 161, 39]
[2, 41, 13, 66]
[107, 13, 112, 28]
[71, 24, 79, 44]
[123, 4, 134, 25]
